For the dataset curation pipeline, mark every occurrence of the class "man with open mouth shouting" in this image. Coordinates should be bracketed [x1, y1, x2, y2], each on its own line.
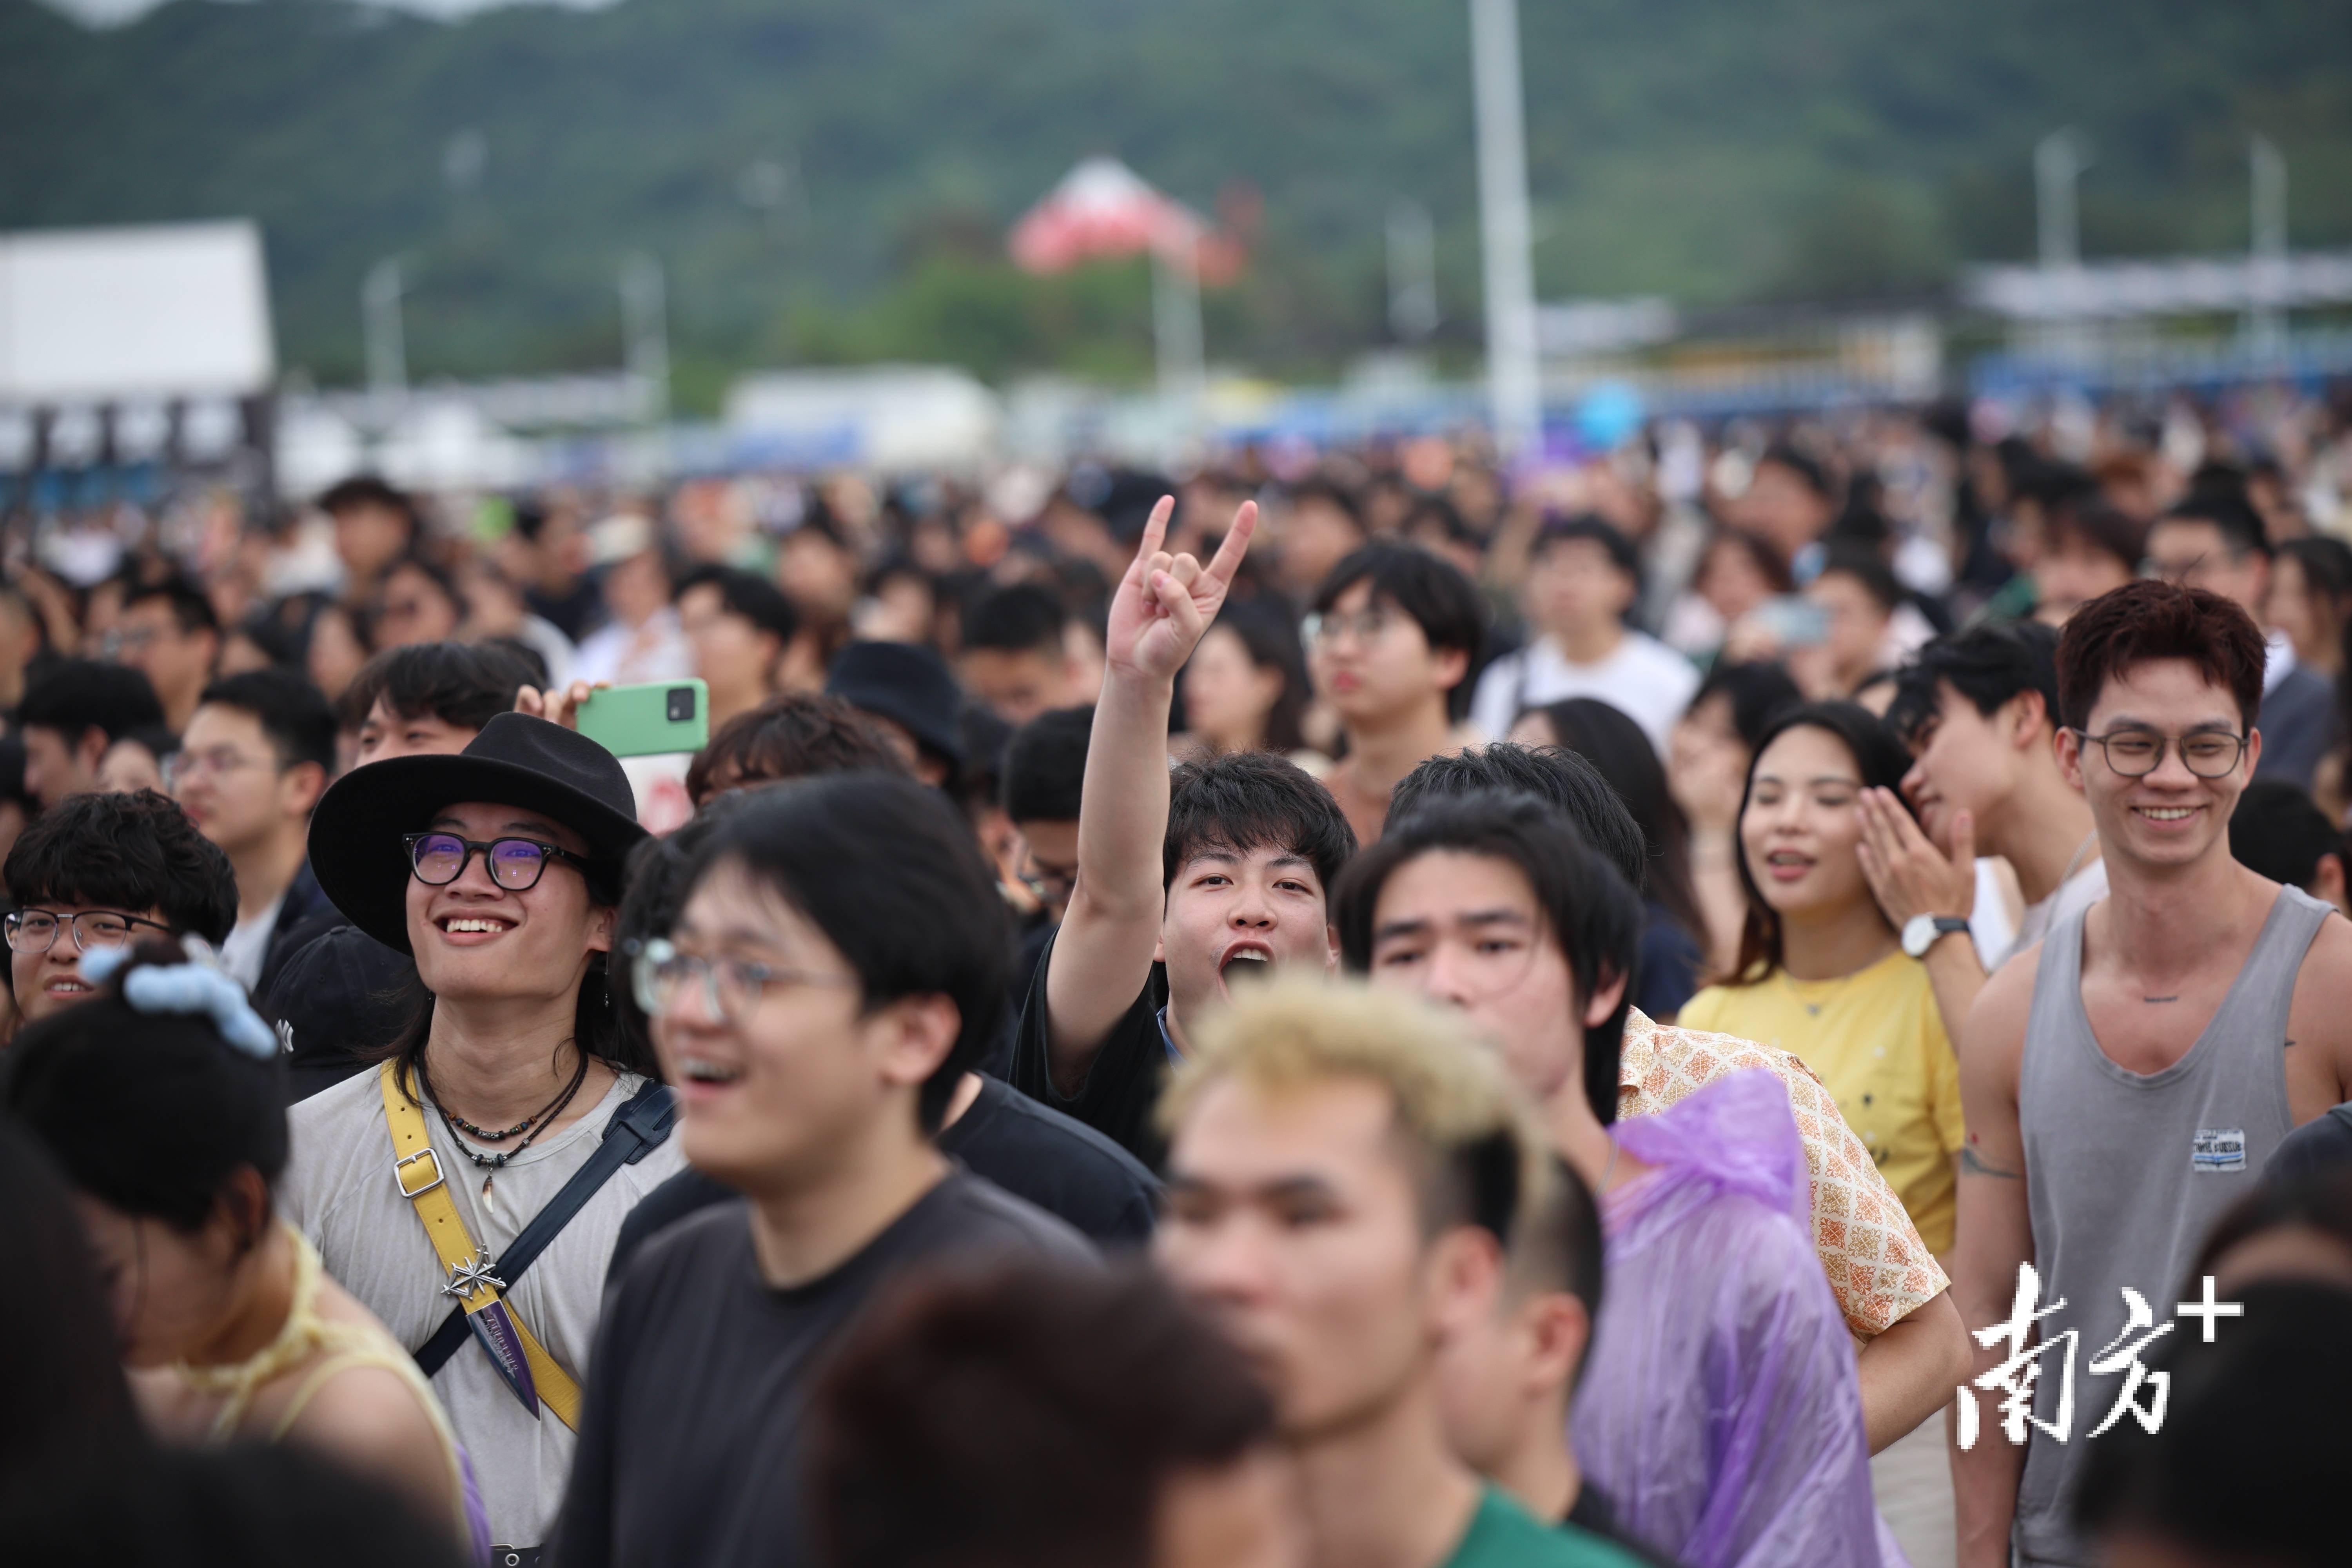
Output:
[279, 713, 686, 1561]
[1010, 496, 1357, 1167]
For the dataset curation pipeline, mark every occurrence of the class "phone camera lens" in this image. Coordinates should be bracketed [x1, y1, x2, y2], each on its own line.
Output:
[668, 688, 696, 722]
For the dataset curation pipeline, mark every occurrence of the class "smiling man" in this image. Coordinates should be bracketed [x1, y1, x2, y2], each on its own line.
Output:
[1953, 580, 2352, 1568]
[281, 713, 682, 1557]
[1009, 497, 1359, 1165]
[549, 773, 1088, 1568]
[3, 789, 236, 1026]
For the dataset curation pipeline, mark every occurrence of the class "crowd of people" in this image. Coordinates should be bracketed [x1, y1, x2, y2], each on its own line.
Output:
[4, 382, 2352, 1568]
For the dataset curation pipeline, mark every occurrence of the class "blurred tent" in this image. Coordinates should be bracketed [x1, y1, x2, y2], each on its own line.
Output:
[1009, 158, 1212, 446]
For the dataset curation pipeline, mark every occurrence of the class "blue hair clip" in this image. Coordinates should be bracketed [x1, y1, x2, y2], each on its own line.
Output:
[82, 941, 279, 1061]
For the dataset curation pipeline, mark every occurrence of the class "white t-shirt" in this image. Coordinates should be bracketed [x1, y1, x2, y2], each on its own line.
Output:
[1470, 629, 1701, 755]
[279, 1066, 687, 1548]
[219, 892, 285, 991]
[2004, 857, 2110, 969]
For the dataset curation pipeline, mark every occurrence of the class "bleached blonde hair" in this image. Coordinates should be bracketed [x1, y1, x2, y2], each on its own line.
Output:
[1158, 975, 1556, 1242]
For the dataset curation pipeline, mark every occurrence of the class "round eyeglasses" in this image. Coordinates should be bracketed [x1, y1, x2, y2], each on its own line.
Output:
[627, 937, 855, 1027]
[2071, 728, 2248, 780]
[4, 908, 174, 955]
[403, 832, 593, 892]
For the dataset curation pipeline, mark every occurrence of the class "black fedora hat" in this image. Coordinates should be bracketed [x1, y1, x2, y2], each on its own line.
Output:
[308, 712, 648, 955]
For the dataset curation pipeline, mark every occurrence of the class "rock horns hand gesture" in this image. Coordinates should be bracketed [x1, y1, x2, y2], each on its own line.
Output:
[1104, 495, 1258, 685]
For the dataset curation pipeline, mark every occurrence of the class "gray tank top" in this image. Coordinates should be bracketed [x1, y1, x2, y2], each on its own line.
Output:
[2011, 884, 2325, 1567]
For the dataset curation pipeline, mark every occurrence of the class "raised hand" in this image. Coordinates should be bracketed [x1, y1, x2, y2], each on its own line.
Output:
[1103, 495, 1258, 685]
[1855, 786, 1975, 930]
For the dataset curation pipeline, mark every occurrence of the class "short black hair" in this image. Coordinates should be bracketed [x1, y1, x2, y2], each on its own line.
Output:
[674, 563, 800, 646]
[334, 641, 537, 733]
[1888, 620, 2062, 746]
[814, 1259, 1276, 1568]
[1506, 1156, 1606, 1354]
[684, 692, 908, 805]
[2074, 1279, 2352, 1566]
[378, 554, 461, 608]
[196, 670, 336, 777]
[1285, 475, 1366, 528]
[1390, 742, 1648, 897]
[1002, 706, 1091, 825]
[122, 576, 220, 639]
[1312, 543, 1489, 719]
[1689, 660, 1803, 751]
[3, 941, 287, 1234]
[2229, 779, 2342, 893]
[1532, 514, 1639, 580]
[1164, 750, 1357, 897]
[18, 659, 165, 750]
[2157, 487, 2271, 560]
[688, 773, 1009, 1132]
[962, 583, 1069, 659]
[1758, 441, 1831, 499]
[1335, 791, 1642, 1126]
[1815, 543, 1902, 615]
[2045, 497, 2148, 571]
[316, 475, 421, 538]
[4, 791, 236, 945]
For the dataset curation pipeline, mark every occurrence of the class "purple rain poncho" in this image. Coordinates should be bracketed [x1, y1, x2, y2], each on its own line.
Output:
[1570, 1068, 1898, 1568]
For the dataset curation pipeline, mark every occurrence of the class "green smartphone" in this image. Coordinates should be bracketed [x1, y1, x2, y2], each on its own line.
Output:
[573, 679, 710, 758]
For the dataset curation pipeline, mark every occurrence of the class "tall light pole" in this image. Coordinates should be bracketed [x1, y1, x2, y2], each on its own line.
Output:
[1387, 198, 1440, 344]
[2034, 129, 2092, 273]
[1470, 0, 1541, 458]
[619, 253, 671, 425]
[1151, 237, 1207, 442]
[363, 257, 408, 401]
[2249, 134, 2288, 361]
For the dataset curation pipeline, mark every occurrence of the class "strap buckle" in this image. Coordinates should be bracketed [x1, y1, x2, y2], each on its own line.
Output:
[394, 1147, 445, 1199]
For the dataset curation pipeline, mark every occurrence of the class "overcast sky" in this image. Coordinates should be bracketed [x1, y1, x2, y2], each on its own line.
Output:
[39, 0, 615, 25]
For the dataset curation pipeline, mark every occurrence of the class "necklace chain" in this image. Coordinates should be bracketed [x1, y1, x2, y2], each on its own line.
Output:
[422, 1050, 590, 1174]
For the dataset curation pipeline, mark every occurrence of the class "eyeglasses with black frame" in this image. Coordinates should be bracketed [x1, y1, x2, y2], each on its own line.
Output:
[4, 908, 174, 955]
[2071, 727, 2249, 779]
[403, 831, 594, 892]
[626, 936, 856, 1027]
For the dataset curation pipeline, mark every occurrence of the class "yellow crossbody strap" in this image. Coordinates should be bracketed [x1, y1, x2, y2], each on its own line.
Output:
[378, 1060, 582, 1429]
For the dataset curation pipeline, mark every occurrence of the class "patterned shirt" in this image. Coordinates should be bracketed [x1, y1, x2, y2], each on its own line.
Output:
[1618, 1007, 1948, 1338]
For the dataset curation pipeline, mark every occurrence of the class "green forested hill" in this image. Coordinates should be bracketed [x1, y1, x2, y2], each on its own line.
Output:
[4, 0, 2349, 400]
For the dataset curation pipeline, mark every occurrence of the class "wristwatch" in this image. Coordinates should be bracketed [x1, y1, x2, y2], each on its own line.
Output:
[1902, 914, 1972, 959]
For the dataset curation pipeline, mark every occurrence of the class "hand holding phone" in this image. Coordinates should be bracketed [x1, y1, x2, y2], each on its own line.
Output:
[572, 681, 710, 758]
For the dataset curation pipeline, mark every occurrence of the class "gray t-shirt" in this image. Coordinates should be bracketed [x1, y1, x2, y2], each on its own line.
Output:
[279, 1064, 687, 1548]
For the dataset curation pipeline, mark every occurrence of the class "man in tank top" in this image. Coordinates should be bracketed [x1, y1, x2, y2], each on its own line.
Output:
[1950, 580, 2352, 1568]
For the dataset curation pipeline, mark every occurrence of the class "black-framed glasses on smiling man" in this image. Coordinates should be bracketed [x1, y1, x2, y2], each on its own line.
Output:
[2070, 728, 2249, 779]
[403, 832, 595, 893]
[4, 909, 174, 954]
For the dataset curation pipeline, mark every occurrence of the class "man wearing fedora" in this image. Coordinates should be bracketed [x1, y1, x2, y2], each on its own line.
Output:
[279, 713, 687, 1560]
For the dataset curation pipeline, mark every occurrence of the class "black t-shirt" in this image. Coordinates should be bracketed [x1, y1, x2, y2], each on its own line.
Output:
[1562, 1483, 1675, 1567]
[605, 1075, 1159, 1280]
[1005, 926, 1171, 1169]
[549, 1171, 1090, 1568]
[2266, 1102, 2352, 1185]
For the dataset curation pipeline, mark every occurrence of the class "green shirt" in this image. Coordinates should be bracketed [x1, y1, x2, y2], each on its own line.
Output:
[1441, 1486, 1648, 1568]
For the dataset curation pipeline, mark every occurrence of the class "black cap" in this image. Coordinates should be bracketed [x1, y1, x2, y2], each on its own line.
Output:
[826, 641, 964, 764]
